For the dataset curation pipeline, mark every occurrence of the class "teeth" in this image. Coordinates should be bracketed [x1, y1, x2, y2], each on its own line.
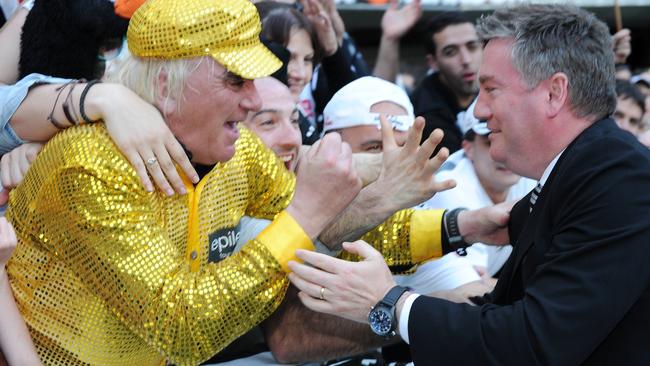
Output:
[280, 155, 292, 162]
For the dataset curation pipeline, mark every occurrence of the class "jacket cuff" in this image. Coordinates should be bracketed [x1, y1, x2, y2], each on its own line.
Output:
[257, 210, 314, 273]
[409, 209, 444, 263]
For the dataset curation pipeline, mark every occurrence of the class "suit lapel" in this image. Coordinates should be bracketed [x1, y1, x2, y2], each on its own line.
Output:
[492, 190, 545, 302]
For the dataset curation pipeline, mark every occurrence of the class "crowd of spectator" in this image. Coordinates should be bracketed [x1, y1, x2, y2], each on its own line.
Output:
[0, 0, 649, 365]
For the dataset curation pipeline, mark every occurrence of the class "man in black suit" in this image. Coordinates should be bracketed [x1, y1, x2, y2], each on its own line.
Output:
[287, 4, 650, 365]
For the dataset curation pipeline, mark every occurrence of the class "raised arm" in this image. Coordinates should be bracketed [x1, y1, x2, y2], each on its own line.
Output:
[319, 115, 453, 248]
[4, 78, 198, 194]
[0, 5, 27, 85]
[373, 0, 422, 82]
[0, 217, 42, 366]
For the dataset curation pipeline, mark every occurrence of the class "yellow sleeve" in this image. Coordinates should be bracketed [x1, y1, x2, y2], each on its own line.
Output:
[234, 128, 315, 270]
[10, 126, 305, 366]
[339, 209, 445, 269]
[238, 128, 297, 219]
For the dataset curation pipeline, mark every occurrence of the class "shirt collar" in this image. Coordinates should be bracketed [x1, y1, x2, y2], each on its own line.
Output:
[539, 149, 565, 187]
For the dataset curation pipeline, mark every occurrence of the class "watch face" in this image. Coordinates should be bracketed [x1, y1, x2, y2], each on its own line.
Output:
[368, 306, 393, 336]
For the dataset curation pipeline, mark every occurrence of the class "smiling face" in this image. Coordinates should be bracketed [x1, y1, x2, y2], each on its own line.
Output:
[430, 23, 482, 101]
[286, 28, 314, 101]
[474, 38, 549, 179]
[163, 57, 262, 165]
[244, 77, 302, 171]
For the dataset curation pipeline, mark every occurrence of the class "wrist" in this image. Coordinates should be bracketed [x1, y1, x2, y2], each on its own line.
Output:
[395, 290, 412, 327]
[83, 83, 111, 123]
[285, 202, 325, 240]
[381, 33, 401, 43]
[457, 209, 480, 245]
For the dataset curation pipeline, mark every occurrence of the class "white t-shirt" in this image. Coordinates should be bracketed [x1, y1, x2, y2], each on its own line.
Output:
[394, 150, 536, 293]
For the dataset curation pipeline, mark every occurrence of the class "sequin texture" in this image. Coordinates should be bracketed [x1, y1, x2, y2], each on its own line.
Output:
[127, 0, 281, 79]
[7, 125, 297, 366]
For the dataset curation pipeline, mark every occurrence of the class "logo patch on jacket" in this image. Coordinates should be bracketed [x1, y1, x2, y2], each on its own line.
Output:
[208, 224, 241, 263]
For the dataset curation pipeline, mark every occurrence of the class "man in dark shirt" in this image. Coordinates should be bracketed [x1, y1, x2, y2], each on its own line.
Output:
[411, 11, 482, 152]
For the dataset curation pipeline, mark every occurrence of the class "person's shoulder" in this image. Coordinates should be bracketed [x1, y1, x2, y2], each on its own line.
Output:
[45, 124, 120, 161]
[231, 127, 289, 179]
[573, 119, 650, 164]
[233, 127, 276, 163]
[39, 124, 136, 180]
[411, 73, 447, 113]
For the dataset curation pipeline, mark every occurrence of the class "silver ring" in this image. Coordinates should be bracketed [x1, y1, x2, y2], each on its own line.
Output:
[146, 157, 158, 167]
[319, 286, 326, 300]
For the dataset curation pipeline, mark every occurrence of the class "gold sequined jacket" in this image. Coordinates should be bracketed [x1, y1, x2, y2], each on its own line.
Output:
[7, 124, 444, 366]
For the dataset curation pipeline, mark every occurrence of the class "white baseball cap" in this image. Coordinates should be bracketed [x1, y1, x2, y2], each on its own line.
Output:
[323, 76, 415, 134]
[456, 99, 490, 137]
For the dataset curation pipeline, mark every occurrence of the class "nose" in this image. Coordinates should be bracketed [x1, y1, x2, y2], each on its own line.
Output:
[459, 47, 472, 66]
[474, 91, 492, 125]
[288, 59, 306, 81]
[240, 79, 262, 112]
[277, 119, 303, 149]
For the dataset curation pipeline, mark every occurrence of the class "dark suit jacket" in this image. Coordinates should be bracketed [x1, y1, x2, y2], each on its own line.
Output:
[408, 119, 650, 365]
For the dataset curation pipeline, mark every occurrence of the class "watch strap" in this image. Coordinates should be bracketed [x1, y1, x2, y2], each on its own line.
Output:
[444, 207, 469, 253]
[379, 285, 410, 307]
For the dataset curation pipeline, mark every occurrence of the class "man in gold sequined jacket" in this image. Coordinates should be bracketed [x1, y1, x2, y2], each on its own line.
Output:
[5, 0, 508, 365]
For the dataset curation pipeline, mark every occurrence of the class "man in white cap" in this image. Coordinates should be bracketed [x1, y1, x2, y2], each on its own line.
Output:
[323, 76, 416, 153]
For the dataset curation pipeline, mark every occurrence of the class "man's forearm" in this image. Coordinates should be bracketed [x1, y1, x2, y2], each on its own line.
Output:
[319, 183, 394, 249]
[373, 35, 400, 83]
[262, 286, 390, 363]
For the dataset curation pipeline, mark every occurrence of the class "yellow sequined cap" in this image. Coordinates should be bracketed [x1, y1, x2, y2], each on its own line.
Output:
[127, 0, 281, 79]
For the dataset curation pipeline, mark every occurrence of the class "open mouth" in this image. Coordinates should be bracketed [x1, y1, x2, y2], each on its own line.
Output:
[225, 121, 238, 130]
[278, 153, 295, 170]
[463, 72, 476, 82]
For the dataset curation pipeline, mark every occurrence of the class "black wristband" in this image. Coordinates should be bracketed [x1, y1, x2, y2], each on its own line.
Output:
[79, 79, 102, 124]
[444, 207, 469, 255]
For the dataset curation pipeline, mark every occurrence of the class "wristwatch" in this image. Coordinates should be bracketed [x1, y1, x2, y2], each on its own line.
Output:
[368, 285, 410, 339]
[444, 207, 470, 255]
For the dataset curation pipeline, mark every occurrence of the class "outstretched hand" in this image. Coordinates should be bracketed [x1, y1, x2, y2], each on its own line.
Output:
[301, 0, 339, 56]
[381, 0, 422, 41]
[372, 115, 455, 211]
[288, 240, 396, 323]
[612, 28, 631, 65]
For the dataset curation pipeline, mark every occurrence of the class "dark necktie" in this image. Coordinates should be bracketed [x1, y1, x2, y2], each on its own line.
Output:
[529, 183, 542, 212]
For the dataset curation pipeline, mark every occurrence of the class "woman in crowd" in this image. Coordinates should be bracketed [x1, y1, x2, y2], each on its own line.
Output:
[257, 0, 366, 144]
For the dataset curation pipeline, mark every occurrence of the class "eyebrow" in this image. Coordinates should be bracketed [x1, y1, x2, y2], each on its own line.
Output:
[252, 109, 279, 117]
[479, 75, 495, 84]
[252, 107, 299, 118]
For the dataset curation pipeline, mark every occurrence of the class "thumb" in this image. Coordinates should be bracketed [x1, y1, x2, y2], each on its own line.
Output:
[342, 240, 380, 260]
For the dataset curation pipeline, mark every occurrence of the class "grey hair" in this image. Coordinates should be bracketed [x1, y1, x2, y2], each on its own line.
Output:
[104, 48, 208, 113]
[476, 4, 616, 120]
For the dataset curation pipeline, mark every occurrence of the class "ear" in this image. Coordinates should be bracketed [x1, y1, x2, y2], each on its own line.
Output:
[545, 72, 569, 118]
[462, 139, 474, 160]
[155, 70, 177, 117]
[426, 54, 438, 72]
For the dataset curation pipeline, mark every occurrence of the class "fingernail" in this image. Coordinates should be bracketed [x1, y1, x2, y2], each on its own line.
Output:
[179, 187, 187, 195]
[192, 175, 199, 183]
[166, 188, 174, 196]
